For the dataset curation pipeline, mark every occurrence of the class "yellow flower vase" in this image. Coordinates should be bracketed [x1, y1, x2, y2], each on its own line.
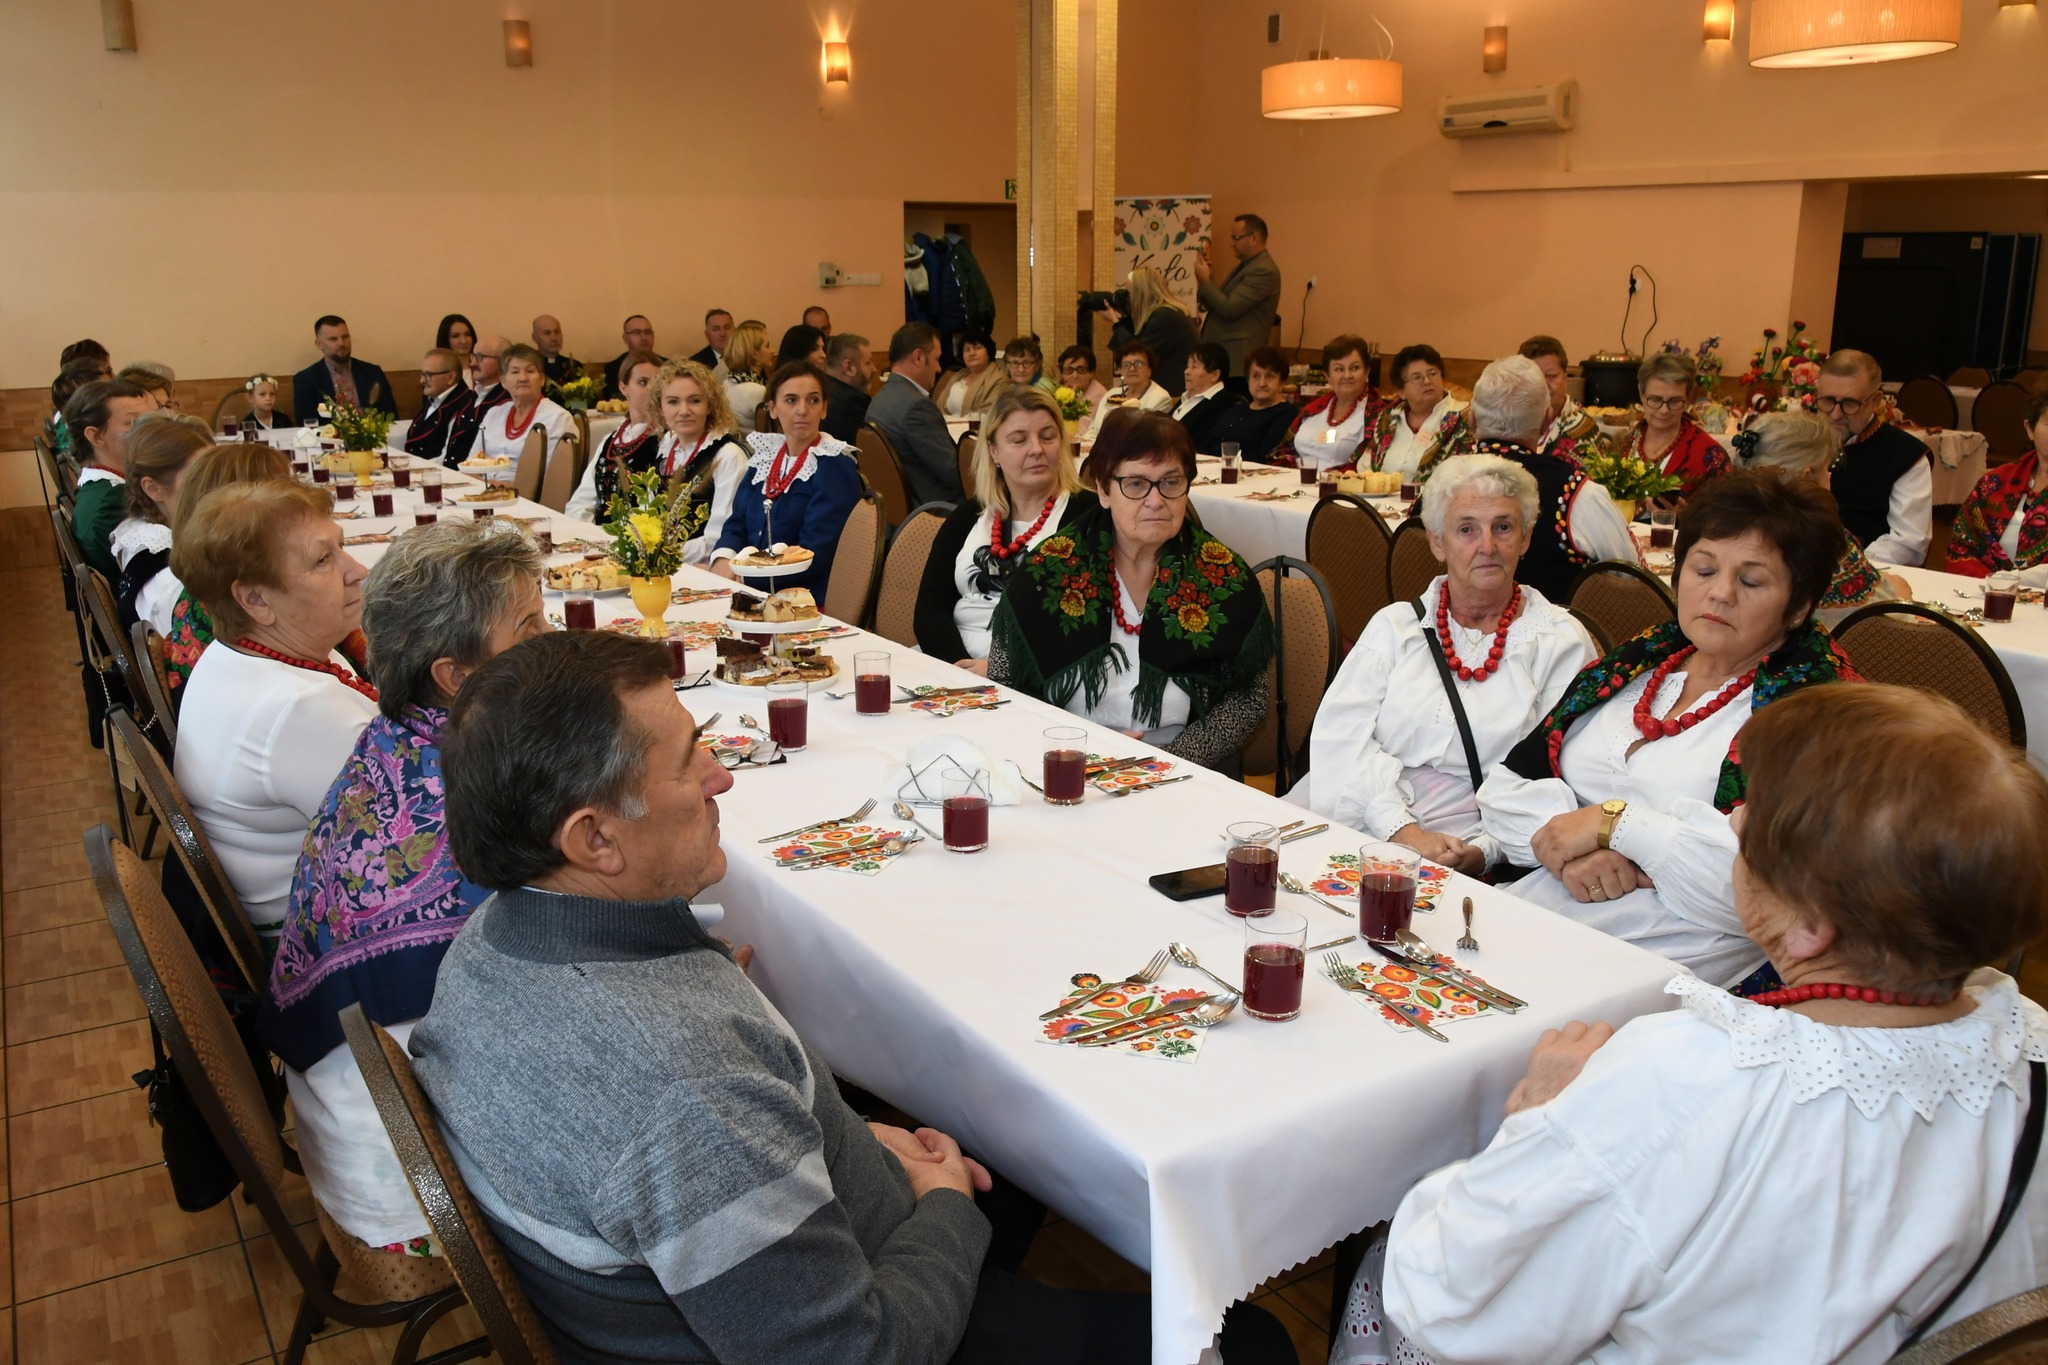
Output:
[1611, 498, 1637, 524]
[628, 575, 672, 636]
[345, 448, 381, 481]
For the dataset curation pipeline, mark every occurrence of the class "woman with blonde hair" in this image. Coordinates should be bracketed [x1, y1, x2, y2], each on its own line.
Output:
[914, 385, 1090, 673]
[1736, 409, 1909, 627]
[1102, 265, 1198, 396]
[111, 414, 213, 632]
[721, 320, 777, 432]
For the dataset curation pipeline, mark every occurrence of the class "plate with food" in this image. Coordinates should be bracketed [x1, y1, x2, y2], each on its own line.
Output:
[459, 486, 518, 503]
[709, 637, 840, 693]
[724, 586, 827, 633]
[544, 556, 630, 595]
[729, 543, 816, 578]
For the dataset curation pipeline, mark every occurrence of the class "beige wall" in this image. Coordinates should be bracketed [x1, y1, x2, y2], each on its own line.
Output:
[1113, 0, 2047, 367]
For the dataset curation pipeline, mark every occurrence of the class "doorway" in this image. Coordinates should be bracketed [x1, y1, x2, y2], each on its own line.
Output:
[904, 203, 1019, 348]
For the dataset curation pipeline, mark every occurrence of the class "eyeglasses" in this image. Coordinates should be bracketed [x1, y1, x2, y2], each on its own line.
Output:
[1814, 395, 1869, 416]
[420, 369, 453, 379]
[1641, 395, 1687, 411]
[1111, 473, 1190, 501]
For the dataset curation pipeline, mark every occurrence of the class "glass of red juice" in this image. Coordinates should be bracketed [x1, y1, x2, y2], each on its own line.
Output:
[1298, 463, 1318, 486]
[372, 490, 394, 517]
[1358, 841, 1420, 943]
[311, 464, 332, 485]
[941, 769, 991, 852]
[664, 638, 688, 679]
[1318, 470, 1338, 501]
[1042, 726, 1088, 805]
[420, 470, 444, 504]
[1220, 450, 1241, 485]
[1649, 505, 1676, 549]
[1985, 573, 2019, 624]
[1243, 909, 1307, 1021]
[473, 507, 493, 520]
[333, 476, 356, 502]
[414, 511, 437, 527]
[1224, 821, 1281, 918]
[563, 594, 596, 631]
[853, 650, 891, 715]
[766, 680, 809, 752]
[390, 456, 412, 489]
[1400, 478, 1420, 503]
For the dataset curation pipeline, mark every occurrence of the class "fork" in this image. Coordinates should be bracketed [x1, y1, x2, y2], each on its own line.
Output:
[1039, 949, 1172, 1020]
[1321, 952, 1449, 1042]
[759, 797, 877, 844]
[1280, 872, 1354, 918]
[1456, 896, 1480, 952]
[1078, 994, 1239, 1047]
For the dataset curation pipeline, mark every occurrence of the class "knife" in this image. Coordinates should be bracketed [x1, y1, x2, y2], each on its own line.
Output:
[1106, 774, 1195, 797]
[1365, 939, 1524, 1012]
[1396, 930, 1530, 1010]
[1077, 1010, 1205, 1048]
[779, 835, 911, 869]
[1279, 823, 1329, 844]
[1056, 994, 1215, 1044]
[787, 837, 921, 871]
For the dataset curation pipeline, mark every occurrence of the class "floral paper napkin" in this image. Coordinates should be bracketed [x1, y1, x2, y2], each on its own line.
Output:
[904, 685, 1002, 716]
[602, 618, 727, 649]
[1242, 488, 1309, 502]
[778, 625, 860, 647]
[695, 732, 756, 763]
[671, 586, 734, 605]
[1086, 753, 1175, 793]
[1038, 975, 1210, 1063]
[1328, 955, 1497, 1033]
[1311, 855, 1451, 914]
[765, 823, 915, 876]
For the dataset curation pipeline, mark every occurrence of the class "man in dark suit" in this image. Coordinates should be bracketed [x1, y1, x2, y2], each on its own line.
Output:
[821, 332, 875, 444]
[689, 308, 733, 370]
[446, 334, 512, 466]
[602, 315, 664, 401]
[404, 348, 474, 465]
[531, 315, 582, 386]
[1172, 343, 1246, 455]
[866, 323, 961, 506]
[803, 305, 832, 340]
[292, 315, 399, 420]
[1194, 214, 1282, 390]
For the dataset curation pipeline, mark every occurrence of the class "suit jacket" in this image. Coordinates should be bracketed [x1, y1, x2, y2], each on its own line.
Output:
[1195, 249, 1282, 378]
[1176, 389, 1248, 456]
[445, 384, 510, 467]
[405, 384, 475, 465]
[866, 373, 962, 507]
[603, 351, 665, 402]
[689, 345, 720, 369]
[293, 357, 399, 422]
[822, 373, 872, 445]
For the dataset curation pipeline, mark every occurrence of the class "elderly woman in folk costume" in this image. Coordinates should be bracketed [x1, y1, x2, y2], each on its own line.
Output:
[1622, 351, 1731, 504]
[1362, 343, 1473, 484]
[1275, 334, 1384, 472]
[1520, 334, 1603, 462]
[1734, 409, 1910, 628]
[1947, 389, 2048, 585]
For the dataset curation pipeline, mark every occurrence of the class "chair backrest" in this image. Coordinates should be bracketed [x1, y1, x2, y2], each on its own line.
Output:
[956, 432, 980, 502]
[77, 563, 160, 727]
[341, 1005, 560, 1365]
[1566, 605, 1613, 654]
[33, 433, 73, 508]
[854, 423, 911, 530]
[537, 434, 579, 512]
[512, 426, 548, 502]
[822, 491, 887, 628]
[131, 620, 179, 748]
[49, 505, 90, 651]
[210, 389, 255, 431]
[1894, 375, 1960, 430]
[1384, 517, 1439, 605]
[754, 401, 776, 435]
[1888, 1283, 2048, 1365]
[1567, 560, 1678, 649]
[873, 501, 956, 648]
[1973, 381, 2034, 458]
[109, 707, 270, 996]
[1242, 558, 1338, 789]
[1833, 602, 2027, 748]
[1949, 365, 1994, 388]
[1305, 493, 1394, 648]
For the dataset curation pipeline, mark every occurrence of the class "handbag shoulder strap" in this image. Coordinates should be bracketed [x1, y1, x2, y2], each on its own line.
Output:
[1900, 1059, 2048, 1350]
[1411, 599, 1485, 793]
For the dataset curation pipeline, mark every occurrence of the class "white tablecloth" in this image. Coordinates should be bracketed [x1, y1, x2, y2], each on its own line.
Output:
[1187, 458, 1406, 567]
[1895, 566, 2048, 764]
[336, 503, 1681, 1365]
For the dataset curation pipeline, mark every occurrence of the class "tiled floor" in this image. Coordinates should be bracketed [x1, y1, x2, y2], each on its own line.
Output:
[0, 502, 1336, 1363]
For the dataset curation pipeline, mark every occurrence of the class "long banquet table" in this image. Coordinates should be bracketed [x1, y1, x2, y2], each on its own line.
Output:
[1186, 457, 1407, 567]
[335, 478, 1680, 1365]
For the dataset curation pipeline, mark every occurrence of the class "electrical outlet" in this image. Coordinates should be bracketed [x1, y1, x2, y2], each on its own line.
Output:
[1306, 276, 1317, 289]
[818, 261, 841, 288]
[1267, 13, 1281, 43]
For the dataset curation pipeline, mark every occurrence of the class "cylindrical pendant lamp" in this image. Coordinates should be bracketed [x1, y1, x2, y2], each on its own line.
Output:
[1261, 54, 1402, 119]
[1749, 0, 1960, 67]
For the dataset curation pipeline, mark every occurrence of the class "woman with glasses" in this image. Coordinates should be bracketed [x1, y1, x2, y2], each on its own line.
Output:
[1363, 343, 1472, 484]
[1620, 352, 1729, 505]
[1082, 342, 1175, 442]
[989, 409, 1274, 771]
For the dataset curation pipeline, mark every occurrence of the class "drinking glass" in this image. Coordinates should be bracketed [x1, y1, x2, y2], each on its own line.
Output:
[414, 511, 437, 527]
[1220, 444, 1241, 486]
[1649, 505, 1677, 549]
[1358, 841, 1421, 943]
[1224, 821, 1280, 918]
[1220, 442, 1241, 462]
[220, 418, 240, 440]
[1243, 909, 1307, 1021]
[941, 769, 991, 852]
[1318, 469, 1339, 502]
[1985, 572, 2019, 624]
[371, 490, 394, 518]
[1037, 726, 1086, 805]
[389, 455, 413, 489]
[1400, 477, 1421, 503]
[420, 468, 444, 504]
[1298, 462, 1319, 486]
[766, 680, 809, 752]
[473, 507, 493, 520]
[563, 593, 596, 631]
[311, 463, 331, 485]
[853, 651, 891, 715]
[332, 475, 356, 503]
[664, 638, 688, 680]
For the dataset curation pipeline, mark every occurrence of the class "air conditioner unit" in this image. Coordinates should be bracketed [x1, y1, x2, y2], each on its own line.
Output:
[1438, 79, 1578, 138]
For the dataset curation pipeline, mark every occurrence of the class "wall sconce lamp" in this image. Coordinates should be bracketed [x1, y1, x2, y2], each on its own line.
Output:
[503, 20, 533, 68]
[1703, 1, 1735, 40]
[1482, 25, 1508, 73]
[823, 40, 851, 84]
[102, 0, 137, 52]
[1999, 0, 2035, 9]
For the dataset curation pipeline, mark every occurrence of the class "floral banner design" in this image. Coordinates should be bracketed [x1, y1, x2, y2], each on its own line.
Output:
[1113, 196, 1212, 316]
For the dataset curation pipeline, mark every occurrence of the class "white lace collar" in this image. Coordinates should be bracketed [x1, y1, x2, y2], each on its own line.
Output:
[742, 432, 852, 488]
[110, 517, 173, 562]
[1669, 969, 2048, 1121]
[77, 465, 124, 487]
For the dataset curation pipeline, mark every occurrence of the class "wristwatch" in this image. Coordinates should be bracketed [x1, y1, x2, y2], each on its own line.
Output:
[1596, 799, 1627, 850]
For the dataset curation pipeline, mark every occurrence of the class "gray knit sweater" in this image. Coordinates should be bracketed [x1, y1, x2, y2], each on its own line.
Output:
[409, 887, 991, 1364]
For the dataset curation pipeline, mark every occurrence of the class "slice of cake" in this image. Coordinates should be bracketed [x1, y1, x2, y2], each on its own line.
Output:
[762, 587, 820, 623]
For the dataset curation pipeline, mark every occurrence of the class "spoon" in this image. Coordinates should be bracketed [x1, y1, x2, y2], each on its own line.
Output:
[1167, 942, 1242, 996]
[1279, 872, 1355, 918]
[891, 800, 943, 841]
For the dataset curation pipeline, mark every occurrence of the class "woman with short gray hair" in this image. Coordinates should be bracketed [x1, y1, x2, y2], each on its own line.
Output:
[1467, 355, 1640, 601]
[1301, 452, 1596, 873]
[256, 517, 548, 1264]
[1736, 409, 1910, 626]
[1620, 351, 1730, 503]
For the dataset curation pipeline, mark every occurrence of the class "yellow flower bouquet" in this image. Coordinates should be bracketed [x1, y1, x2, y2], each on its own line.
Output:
[602, 468, 692, 578]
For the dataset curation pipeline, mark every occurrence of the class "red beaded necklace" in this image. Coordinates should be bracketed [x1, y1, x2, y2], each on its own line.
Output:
[503, 402, 543, 443]
[1110, 563, 1144, 635]
[233, 638, 380, 702]
[1747, 981, 1958, 1009]
[1436, 585, 1520, 683]
[991, 495, 1059, 560]
[1632, 645, 1756, 741]
[764, 438, 814, 500]
[661, 430, 711, 478]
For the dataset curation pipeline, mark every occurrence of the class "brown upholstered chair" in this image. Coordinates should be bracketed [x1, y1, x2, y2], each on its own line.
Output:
[33, 432, 74, 507]
[209, 388, 256, 432]
[1384, 517, 1438, 605]
[1973, 381, 2034, 459]
[87, 826, 485, 1365]
[1566, 605, 1613, 654]
[536, 433, 579, 513]
[854, 423, 911, 531]
[1949, 366, 1994, 389]
[74, 564, 159, 850]
[822, 490, 887, 628]
[956, 432, 979, 501]
[512, 427, 548, 503]
[342, 1005, 561, 1365]
[754, 401, 776, 435]
[1242, 557, 1338, 793]
[1567, 560, 1678, 649]
[1888, 1284, 2048, 1365]
[1895, 376, 1960, 430]
[1305, 492, 1394, 649]
[1833, 602, 2027, 749]
[872, 501, 956, 649]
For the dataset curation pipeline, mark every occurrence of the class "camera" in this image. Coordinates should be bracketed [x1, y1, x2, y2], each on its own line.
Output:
[1078, 289, 1131, 317]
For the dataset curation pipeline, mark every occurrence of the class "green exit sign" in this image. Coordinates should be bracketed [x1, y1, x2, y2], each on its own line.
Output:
[1004, 178, 1017, 201]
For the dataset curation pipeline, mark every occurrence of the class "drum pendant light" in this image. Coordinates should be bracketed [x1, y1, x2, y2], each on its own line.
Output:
[1262, 14, 1402, 120]
[1749, 0, 1961, 67]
